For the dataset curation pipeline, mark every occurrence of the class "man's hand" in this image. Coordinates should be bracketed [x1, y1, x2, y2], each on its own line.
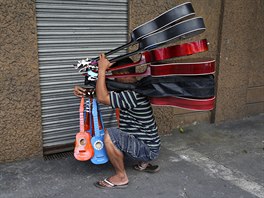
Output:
[73, 86, 86, 97]
[96, 54, 111, 105]
[97, 54, 113, 72]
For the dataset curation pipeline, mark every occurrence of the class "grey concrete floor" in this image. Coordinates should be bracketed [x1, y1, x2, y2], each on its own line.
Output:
[0, 114, 263, 198]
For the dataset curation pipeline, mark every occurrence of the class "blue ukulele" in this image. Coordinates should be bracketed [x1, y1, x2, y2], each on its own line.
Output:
[90, 99, 109, 164]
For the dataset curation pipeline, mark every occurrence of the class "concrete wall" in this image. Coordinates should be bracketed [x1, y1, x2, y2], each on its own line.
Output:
[0, 0, 263, 162]
[214, 0, 264, 122]
[0, 0, 43, 162]
[129, 0, 264, 132]
[129, 0, 222, 133]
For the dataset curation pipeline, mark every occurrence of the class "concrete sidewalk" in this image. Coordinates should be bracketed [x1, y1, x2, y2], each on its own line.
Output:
[0, 114, 263, 198]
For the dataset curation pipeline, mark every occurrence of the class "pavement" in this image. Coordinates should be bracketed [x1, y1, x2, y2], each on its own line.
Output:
[0, 114, 263, 198]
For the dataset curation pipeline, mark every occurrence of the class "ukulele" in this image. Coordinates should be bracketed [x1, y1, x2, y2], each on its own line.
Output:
[90, 99, 109, 165]
[74, 97, 94, 161]
[150, 96, 215, 111]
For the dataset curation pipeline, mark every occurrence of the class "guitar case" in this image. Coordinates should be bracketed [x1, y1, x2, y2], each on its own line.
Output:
[85, 75, 215, 99]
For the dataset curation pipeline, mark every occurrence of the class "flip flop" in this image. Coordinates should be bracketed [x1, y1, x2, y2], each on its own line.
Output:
[133, 163, 160, 173]
[94, 178, 129, 189]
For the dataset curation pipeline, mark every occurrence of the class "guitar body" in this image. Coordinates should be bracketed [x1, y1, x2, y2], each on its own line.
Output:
[91, 134, 108, 165]
[74, 131, 94, 161]
[74, 97, 94, 161]
[150, 97, 215, 111]
[132, 2, 194, 41]
[90, 99, 109, 165]
[140, 17, 206, 51]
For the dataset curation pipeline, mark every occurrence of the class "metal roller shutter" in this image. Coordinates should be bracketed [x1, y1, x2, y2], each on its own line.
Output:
[35, 0, 128, 154]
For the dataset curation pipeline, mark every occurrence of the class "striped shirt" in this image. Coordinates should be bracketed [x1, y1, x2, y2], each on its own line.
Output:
[109, 90, 161, 150]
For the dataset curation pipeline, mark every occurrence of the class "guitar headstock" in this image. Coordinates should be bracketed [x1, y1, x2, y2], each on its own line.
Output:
[74, 58, 97, 69]
[74, 58, 99, 81]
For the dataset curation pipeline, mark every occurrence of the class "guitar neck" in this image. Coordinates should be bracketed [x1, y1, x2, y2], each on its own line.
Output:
[79, 97, 85, 132]
[92, 40, 135, 61]
[109, 48, 143, 63]
[92, 99, 100, 137]
[80, 112, 84, 132]
[107, 53, 148, 72]
[106, 65, 151, 79]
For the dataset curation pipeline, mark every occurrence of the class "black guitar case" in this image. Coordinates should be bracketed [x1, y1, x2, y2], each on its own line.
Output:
[85, 75, 215, 99]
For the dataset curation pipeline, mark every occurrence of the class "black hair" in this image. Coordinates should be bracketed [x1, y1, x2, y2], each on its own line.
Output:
[111, 57, 135, 73]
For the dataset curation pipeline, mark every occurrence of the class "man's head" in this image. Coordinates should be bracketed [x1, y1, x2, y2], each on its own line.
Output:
[111, 57, 137, 83]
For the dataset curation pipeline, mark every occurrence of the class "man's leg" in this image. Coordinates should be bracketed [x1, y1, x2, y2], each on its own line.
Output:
[97, 129, 128, 187]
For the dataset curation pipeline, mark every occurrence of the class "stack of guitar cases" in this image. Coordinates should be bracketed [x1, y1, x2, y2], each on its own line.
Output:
[74, 2, 216, 111]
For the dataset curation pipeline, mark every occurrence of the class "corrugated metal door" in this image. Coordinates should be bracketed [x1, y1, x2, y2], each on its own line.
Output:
[35, 0, 128, 154]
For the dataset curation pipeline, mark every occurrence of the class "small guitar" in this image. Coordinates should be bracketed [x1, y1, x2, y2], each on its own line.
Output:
[91, 99, 109, 165]
[74, 97, 94, 161]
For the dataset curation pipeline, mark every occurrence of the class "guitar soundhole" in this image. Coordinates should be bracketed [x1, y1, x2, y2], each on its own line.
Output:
[94, 140, 103, 150]
[80, 138, 86, 146]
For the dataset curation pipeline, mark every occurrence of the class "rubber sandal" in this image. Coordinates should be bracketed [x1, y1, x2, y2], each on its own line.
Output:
[94, 178, 129, 189]
[133, 163, 160, 173]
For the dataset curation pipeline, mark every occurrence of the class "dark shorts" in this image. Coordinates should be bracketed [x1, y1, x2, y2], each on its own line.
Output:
[107, 127, 159, 162]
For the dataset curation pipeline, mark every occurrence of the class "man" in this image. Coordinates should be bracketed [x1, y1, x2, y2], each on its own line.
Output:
[74, 54, 160, 189]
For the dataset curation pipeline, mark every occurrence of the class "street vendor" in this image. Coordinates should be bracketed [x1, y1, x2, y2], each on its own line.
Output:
[74, 54, 160, 189]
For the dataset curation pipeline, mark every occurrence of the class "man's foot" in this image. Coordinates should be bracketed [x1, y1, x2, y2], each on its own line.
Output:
[94, 178, 128, 189]
[133, 162, 160, 173]
[94, 175, 129, 189]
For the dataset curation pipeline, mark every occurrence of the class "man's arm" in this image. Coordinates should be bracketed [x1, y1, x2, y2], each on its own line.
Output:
[96, 54, 112, 105]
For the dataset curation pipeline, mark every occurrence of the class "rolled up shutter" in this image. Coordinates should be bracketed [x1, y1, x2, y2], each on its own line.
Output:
[35, 0, 128, 154]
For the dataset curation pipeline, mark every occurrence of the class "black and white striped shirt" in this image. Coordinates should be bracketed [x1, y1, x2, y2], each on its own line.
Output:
[109, 90, 161, 150]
